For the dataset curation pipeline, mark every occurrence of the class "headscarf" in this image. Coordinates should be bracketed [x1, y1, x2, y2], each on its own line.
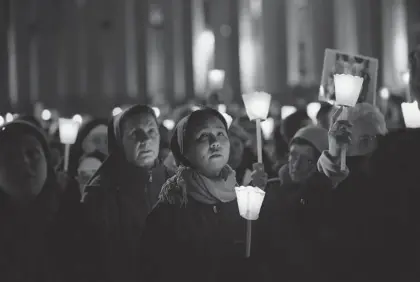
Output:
[290, 126, 329, 155]
[68, 118, 108, 178]
[88, 105, 158, 186]
[160, 108, 237, 206]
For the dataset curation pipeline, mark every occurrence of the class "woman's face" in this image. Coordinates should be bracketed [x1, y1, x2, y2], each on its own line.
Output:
[347, 120, 378, 156]
[0, 134, 48, 200]
[121, 113, 160, 169]
[77, 157, 102, 191]
[82, 125, 108, 155]
[288, 143, 317, 182]
[186, 116, 230, 178]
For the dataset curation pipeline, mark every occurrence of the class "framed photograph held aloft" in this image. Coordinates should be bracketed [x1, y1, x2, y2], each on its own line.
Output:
[320, 49, 379, 106]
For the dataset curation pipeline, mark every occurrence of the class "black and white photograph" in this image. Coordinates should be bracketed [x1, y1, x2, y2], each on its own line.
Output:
[1, 1, 420, 282]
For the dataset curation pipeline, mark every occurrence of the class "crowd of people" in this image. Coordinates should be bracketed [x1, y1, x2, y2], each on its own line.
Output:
[1, 47, 420, 282]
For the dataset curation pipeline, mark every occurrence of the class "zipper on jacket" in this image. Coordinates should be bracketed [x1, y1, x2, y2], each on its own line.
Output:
[213, 205, 218, 214]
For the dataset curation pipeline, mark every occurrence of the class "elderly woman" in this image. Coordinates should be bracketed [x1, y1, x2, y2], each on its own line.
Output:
[317, 102, 391, 280]
[82, 105, 173, 282]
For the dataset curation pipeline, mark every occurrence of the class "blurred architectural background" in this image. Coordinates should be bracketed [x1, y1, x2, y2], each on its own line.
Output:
[0, 0, 419, 116]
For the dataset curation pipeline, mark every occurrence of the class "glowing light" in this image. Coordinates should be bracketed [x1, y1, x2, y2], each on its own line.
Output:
[193, 30, 216, 94]
[261, 118, 274, 139]
[59, 118, 80, 144]
[402, 71, 410, 85]
[379, 88, 390, 100]
[221, 113, 233, 128]
[281, 106, 297, 120]
[163, 119, 175, 130]
[217, 104, 227, 114]
[242, 92, 272, 120]
[306, 102, 321, 123]
[333, 74, 364, 107]
[208, 69, 226, 90]
[112, 107, 123, 116]
[191, 105, 201, 112]
[235, 186, 266, 220]
[5, 113, 13, 123]
[402, 101, 420, 128]
[0, 116, 4, 126]
[199, 30, 215, 49]
[41, 109, 52, 121]
[72, 114, 83, 124]
[152, 107, 161, 118]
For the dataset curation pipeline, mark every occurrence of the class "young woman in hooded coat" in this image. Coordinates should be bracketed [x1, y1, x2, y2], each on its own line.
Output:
[0, 121, 64, 282]
[81, 104, 173, 281]
[139, 108, 267, 282]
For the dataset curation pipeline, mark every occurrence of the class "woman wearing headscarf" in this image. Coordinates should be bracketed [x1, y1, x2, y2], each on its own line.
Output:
[256, 126, 332, 281]
[139, 108, 267, 282]
[0, 121, 64, 281]
[82, 104, 173, 282]
[67, 118, 108, 182]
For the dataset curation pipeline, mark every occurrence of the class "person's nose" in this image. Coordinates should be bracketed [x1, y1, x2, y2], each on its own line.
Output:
[136, 130, 149, 143]
[209, 135, 221, 149]
[291, 156, 303, 170]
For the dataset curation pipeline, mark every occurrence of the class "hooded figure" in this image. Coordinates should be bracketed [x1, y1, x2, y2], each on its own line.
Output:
[67, 118, 108, 180]
[82, 104, 173, 282]
[0, 121, 63, 282]
[139, 108, 265, 282]
[255, 126, 332, 281]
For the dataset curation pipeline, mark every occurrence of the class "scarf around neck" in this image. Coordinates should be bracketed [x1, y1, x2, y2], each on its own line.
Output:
[160, 165, 237, 206]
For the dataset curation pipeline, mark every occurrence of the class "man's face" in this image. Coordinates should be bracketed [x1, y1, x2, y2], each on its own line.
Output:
[121, 114, 160, 169]
[347, 120, 378, 157]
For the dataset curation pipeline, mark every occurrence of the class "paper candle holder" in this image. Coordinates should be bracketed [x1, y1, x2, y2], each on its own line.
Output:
[235, 186, 266, 220]
[402, 101, 420, 128]
[333, 74, 364, 107]
[242, 92, 272, 120]
[59, 118, 80, 145]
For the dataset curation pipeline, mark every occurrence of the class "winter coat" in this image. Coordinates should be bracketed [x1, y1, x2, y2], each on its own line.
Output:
[255, 165, 333, 281]
[139, 187, 258, 282]
[81, 105, 173, 282]
[367, 128, 420, 280]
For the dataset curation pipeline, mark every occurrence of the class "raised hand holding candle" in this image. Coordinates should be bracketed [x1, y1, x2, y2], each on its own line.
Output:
[333, 74, 364, 171]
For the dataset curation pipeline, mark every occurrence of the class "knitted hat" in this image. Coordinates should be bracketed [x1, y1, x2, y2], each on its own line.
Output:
[290, 125, 329, 154]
